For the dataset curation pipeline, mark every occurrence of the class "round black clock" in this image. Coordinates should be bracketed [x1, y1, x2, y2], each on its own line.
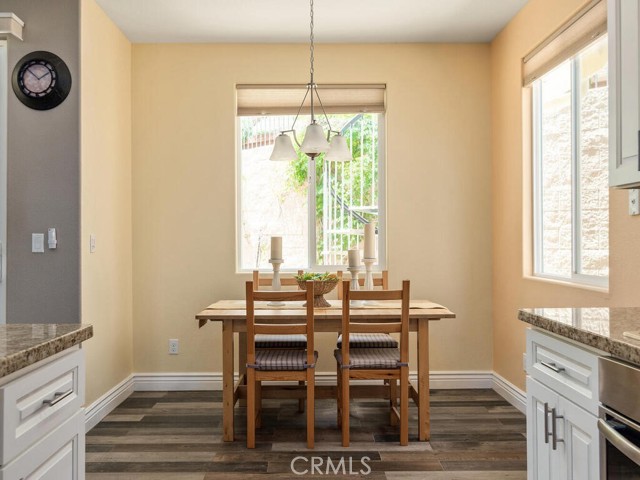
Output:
[12, 51, 72, 111]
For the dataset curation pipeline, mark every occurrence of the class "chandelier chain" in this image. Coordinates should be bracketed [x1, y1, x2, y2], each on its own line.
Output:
[309, 0, 314, 82]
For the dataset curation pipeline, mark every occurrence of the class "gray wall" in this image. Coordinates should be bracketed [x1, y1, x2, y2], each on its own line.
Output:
[3, 0, 80, 323]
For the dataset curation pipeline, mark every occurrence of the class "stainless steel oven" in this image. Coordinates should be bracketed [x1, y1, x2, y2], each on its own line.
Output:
[599, 357, 640, 479]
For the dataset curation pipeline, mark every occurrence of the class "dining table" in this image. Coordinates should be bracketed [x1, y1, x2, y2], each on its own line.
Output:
[196, 298, 455, 442]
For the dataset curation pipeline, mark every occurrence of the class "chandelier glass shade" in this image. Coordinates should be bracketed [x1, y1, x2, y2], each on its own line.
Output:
[270, 132, 299, 161]
[269, 0, 353, 163]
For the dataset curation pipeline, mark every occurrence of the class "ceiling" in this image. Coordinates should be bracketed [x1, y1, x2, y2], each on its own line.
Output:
[95, 0, 529, 44]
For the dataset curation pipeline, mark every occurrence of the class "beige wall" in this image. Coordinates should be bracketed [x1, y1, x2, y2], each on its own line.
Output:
[491, 0, 640, 391]
[131, 44, 493, 374]
[80, 0, 134, 405]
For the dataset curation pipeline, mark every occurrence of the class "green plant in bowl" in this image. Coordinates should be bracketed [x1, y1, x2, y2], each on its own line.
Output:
[295, 272, 339, 282]
[295, 272, 339, 308]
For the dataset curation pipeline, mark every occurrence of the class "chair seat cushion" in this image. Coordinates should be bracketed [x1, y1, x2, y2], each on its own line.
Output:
[255, 334, 307, 348]
[334, 348, 402, 370]
[252, 349, 318, 371]
[336, 333, 398, 348]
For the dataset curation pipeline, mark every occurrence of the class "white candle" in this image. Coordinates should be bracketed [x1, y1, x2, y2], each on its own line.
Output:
[364, 222, 376, 259]
[270, 236, 282, 260]
[348, 249, 360, 267]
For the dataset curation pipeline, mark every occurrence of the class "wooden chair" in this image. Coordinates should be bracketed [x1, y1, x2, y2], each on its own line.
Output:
[252, 270, 306, 349]
[336, 270, 398, 350]
[335, 279, 410, 446]
[252, 270, 307, 412]
[336, 270, 388, 299]
[252, 270, 303, 290]
[245, 280, 317, 449]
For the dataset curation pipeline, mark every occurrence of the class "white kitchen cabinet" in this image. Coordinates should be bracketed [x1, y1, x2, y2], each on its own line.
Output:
[526, 329, 602, 480]
[527, 377, 560, 480]
[0, 410, 84, 480]
[609, 0, 640, 187]
[561, 396, 599, 480]
[0, 347, 85, 480]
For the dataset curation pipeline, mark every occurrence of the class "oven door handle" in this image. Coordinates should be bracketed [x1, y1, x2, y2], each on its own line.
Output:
[598, 418, 640, 467]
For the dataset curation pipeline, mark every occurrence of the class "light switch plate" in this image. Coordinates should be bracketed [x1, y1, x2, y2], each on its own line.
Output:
[32, 233, 44, 253]
[630, 189, 640, 216]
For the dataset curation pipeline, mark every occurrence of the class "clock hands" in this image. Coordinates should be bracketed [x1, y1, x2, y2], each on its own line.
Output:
[26, 67, 51, 81]
[25, 68, 39, 80]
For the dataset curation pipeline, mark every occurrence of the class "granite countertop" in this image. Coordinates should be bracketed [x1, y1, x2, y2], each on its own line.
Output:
[519, 307, 640, 365]
[0, 324, 93, 378]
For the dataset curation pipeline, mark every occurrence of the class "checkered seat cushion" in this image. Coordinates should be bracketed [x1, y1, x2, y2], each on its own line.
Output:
[336, 333, 398, 349]
[255, 334, 307, 348]
[249, 349, 318, 371]
[334, 348, 404, 369]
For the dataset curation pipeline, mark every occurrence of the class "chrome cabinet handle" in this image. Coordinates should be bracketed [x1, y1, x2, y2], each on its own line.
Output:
[544, 402, 550, 444]
[43, 389, 73, 407]
[541, 361, 565, 373]
[551, 407, 564, 450]
[598, 418, 640, 467]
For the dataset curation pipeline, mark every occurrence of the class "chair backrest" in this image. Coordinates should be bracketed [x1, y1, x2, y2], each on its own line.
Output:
[252, 270, 304, 290]
[340, 279, 410, 368]
[245, 280, 315, 366]
[336, 270, 389, 299]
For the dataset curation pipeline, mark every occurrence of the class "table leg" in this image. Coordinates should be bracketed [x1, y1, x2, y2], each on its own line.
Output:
[238, 332, 247, 379]
[223, 319, 235, 441]
[418, 319, 430, 441]
[238, 332, 247, 407]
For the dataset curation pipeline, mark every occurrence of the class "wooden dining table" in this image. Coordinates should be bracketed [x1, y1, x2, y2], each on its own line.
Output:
[196, 299, 455, 443]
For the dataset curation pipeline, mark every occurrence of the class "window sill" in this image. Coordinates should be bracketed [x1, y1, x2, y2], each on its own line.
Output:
[523, 274, 609, 294]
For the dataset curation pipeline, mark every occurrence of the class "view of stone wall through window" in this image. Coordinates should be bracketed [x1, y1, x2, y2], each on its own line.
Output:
[537, 35, 608, 280]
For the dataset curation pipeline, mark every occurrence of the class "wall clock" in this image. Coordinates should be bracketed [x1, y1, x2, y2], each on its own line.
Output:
[11, 51, 72, 111]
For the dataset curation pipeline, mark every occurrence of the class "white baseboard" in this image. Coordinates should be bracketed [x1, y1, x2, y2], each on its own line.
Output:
[134, 373, 222, 391]
[428, 371, 493, 389]
[84, 374, 135, 432]
[85, 370, 524, 429]
[132, 370, 493, 390]
[492, 372, 526, 413]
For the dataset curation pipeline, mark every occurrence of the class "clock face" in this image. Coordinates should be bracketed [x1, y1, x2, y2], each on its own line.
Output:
[12, 51, 72, 111]
[18, 60, 58, 98]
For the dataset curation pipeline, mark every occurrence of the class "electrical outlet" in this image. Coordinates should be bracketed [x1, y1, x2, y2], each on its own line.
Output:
[168, 339, 179, 355]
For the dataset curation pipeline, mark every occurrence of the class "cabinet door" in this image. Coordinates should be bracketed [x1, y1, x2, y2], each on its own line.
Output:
[527, 377, 561, 480]
[0, 410, 85, 480]
[559, 397, 599, 480]
[609, 0, 640, 187]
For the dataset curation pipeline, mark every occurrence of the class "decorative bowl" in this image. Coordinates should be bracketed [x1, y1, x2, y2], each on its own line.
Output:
[295, 275, 339, 308]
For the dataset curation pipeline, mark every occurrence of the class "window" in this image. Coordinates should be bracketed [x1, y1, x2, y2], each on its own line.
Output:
[237, 105, 385, 271]
[531, 34, 609, 286]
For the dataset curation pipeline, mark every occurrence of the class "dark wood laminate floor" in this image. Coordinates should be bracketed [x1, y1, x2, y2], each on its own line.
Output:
[86, 389, 527, 479]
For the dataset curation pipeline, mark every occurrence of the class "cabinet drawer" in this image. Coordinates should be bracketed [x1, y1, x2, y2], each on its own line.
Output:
[526, 329, 600, 415]
[0, 409, 85, 480]
[0, 348, 84, 466]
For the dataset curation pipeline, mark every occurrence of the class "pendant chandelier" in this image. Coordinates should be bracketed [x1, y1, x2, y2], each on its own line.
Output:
[269, 0, 353, 163]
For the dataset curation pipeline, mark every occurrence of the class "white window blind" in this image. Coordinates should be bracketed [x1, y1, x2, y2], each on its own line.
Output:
[236, 84, 386, 116]
[522, 0, 607, 86]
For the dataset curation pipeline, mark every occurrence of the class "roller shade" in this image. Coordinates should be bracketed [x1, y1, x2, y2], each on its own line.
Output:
[522, 0, 607, 86]
[237, 84, 386, 116]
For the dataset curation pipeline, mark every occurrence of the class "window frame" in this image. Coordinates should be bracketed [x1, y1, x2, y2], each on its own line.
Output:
[531, 44, 609, 289]
[235, 113, 387, 273]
